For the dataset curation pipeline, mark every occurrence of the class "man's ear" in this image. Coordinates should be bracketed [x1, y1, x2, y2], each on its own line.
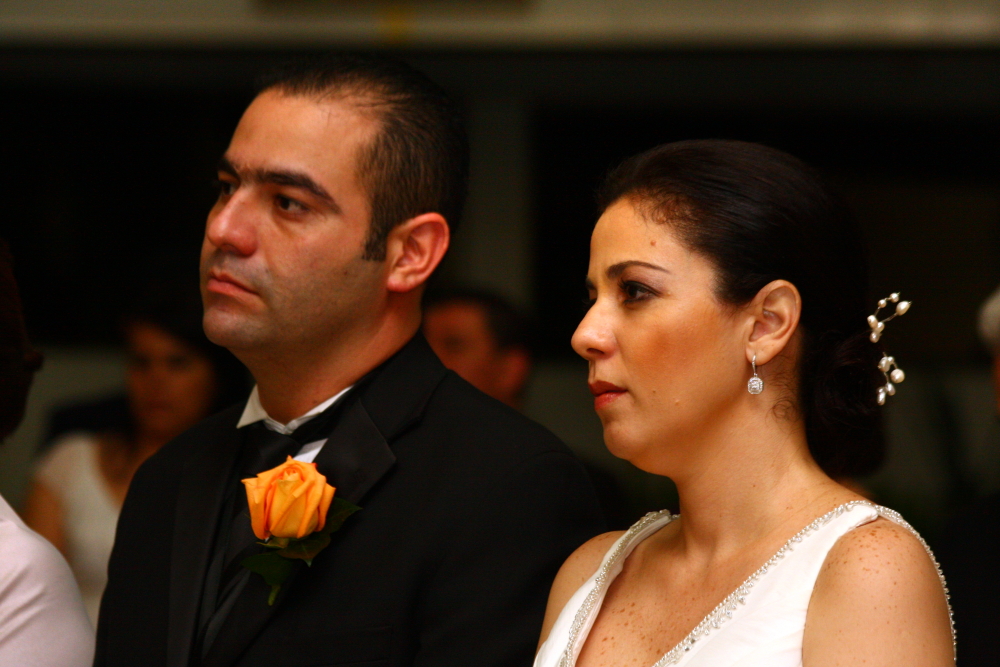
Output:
[746, 280, 801, 366]
[385, 213, 450, 294]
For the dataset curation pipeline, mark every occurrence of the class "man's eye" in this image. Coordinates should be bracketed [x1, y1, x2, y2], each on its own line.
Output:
[215, 179, 236, 197]
[276, 195, 307, 213]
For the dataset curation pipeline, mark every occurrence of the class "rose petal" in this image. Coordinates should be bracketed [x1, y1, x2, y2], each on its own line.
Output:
[299, 472, 326, 537]
[317, 483, 336, 532]
[242, 478, 269, 541]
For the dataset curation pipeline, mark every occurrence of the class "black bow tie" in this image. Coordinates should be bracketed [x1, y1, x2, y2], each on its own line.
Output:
[243, 397, 349, 476]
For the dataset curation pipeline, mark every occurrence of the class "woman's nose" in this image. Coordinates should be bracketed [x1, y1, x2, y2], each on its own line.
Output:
[572, 302, 614, 361]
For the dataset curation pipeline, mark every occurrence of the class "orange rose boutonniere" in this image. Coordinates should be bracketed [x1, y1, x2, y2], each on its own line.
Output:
[241, 456, 360, 604]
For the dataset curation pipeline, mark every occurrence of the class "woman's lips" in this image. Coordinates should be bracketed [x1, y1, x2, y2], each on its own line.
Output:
[589, 381, 627, 410]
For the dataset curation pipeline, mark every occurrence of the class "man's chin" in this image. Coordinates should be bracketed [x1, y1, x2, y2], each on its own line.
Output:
[203, 311, 268, 352]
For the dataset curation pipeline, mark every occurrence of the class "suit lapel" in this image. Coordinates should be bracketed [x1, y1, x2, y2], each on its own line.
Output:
[201, 334, 448, 667]
[311, 398, 396, 504]
[167, 418, 243, 667]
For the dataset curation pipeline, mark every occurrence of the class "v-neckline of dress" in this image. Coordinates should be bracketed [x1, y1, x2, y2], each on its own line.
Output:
[561, 500, 883, 667]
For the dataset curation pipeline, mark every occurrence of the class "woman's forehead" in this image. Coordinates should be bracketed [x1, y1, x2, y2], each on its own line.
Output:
[591, 202, 690, 267]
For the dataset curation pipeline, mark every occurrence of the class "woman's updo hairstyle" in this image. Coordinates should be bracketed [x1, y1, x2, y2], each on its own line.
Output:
[597, 139, 884, 478]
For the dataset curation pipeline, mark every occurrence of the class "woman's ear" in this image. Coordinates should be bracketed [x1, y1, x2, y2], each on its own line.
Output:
[385, 213, 450, 294]
[746, 280, 801, 365]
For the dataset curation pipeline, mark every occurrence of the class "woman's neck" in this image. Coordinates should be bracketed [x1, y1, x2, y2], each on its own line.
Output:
[663, 406, 855, 565]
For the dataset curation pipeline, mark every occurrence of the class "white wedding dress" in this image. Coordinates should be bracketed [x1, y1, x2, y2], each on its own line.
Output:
[534, 501, 954, 667]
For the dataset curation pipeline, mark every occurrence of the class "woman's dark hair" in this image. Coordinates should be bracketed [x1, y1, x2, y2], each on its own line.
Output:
[0, 238, 43, 441]
[597, 139, 884, 478]
[124, 277, 250, 413]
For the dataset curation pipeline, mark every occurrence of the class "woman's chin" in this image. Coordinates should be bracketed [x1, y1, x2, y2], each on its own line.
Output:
[602, 425, 682, 477]
[601, 425, 643, 462]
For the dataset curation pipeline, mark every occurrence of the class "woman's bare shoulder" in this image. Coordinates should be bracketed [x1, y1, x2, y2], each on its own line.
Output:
[537, 531, 625, 648]
[558, 531, 625, 590]
[816, 517, 943, 597]
[803, 517, 953, 666]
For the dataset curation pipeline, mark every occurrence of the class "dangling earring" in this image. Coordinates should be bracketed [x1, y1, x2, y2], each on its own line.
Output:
[747, 353, 764, 395]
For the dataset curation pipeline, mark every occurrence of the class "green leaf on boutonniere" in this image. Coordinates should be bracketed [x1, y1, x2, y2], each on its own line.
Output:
[322, 497, 362, 533]
[241, 552, 297, 605]
[275, 532, 330, 563]
[274, 498, 360, 563]
[242, 499, 362, 603]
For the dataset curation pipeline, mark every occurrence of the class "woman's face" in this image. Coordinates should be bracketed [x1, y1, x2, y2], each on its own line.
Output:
[126, 323, 218, 440]
[572, 199, 750, 475]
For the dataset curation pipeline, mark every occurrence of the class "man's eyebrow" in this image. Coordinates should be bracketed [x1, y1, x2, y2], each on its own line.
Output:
[216, 157, 341, 214]
[217, 156, 238, 177]
[606, 261, 670, 279]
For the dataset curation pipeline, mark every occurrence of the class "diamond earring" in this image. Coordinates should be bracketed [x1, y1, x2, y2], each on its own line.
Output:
[747, 353, 764, 395]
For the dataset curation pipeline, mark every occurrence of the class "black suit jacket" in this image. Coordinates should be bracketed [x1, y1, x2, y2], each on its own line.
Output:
[95, 335, 606, 667]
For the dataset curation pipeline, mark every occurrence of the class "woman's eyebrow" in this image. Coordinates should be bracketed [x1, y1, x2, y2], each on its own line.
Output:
[606, 261, 670, 279]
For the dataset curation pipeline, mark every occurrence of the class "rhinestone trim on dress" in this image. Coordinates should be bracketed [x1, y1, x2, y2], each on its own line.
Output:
[557, 500, 955, 667]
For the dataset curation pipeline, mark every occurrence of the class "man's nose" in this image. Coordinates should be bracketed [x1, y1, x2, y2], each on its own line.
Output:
[205, 192, 258, 257]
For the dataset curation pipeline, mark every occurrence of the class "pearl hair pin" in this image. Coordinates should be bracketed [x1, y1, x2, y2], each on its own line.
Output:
[868, 293, 910, 406]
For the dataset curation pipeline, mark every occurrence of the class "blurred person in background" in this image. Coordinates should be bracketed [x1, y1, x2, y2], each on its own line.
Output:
[23, 282, 248, 624]
[423, 287, 634, 527]
[0, 237, 94, 666]
[982, 284, 1000, 412]
[937, 282, 1000, 666]
[423, 287, 531, 409]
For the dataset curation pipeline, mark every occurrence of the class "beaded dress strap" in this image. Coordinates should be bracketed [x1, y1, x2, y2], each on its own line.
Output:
[557, 500, 955, 667]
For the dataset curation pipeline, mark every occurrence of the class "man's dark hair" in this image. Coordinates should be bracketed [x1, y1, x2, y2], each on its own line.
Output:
[424, 287, 532, 353]
[257, 55, 469, 261]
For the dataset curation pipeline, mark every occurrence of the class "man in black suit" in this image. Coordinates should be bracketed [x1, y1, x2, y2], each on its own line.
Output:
[94, 56, 605, 667]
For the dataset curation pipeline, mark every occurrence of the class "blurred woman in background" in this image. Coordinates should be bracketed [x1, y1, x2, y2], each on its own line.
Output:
[23, 284, 248, 623]
[0, 237, 93, 666]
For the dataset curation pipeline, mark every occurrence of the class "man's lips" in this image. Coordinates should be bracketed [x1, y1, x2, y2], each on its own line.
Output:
[589, 381, 627, 410]
[206, 271, 257, 297]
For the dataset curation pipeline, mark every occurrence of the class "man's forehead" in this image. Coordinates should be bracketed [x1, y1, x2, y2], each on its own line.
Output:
[252, 88, 379, 130]
[234, 90, 378, 153]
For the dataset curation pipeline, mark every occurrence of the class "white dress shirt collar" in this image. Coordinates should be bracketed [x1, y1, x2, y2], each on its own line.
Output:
[236, 385, 354, 434]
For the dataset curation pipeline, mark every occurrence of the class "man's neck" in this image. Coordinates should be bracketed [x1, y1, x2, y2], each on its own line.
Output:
[244, 314, 419, 424]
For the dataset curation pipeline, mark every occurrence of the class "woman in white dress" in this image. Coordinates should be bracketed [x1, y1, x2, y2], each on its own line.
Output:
[22, 287, 248, 623]
[536, 140, 954, 667]
[0, 238, 93, 666]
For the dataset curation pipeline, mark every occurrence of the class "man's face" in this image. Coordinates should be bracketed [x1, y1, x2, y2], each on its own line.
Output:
[424, 302, 499, 390]
[424, 301, 530, 407]
[201, 90, 384, 358]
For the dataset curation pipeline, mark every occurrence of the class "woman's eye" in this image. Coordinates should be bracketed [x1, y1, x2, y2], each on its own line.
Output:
[621, 280, 653, 303]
